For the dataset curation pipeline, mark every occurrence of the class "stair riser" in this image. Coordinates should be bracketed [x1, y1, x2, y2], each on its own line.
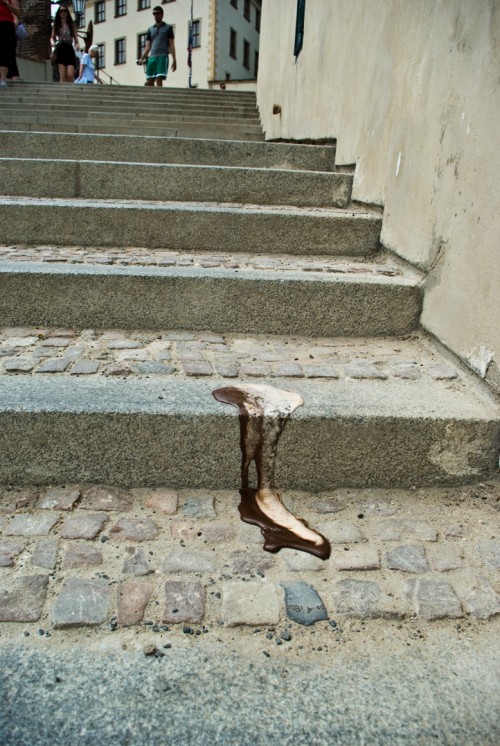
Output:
[0, 203, 381, 255]
[0, 103, 261, 118]
[0, 133, 337, 171]
[0, 409, 497, 489]
[0, 160, 352, 208]
[0, 267, 420, 336]
[1, 122, 265, 140]
[0, 112, 261, 125]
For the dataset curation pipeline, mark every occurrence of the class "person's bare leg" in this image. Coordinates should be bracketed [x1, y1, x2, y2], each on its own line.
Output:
[0, 66, 8, 83]
[145, 78, 154, 87]
[66, 65, 75, 83]
[156, 77, 164, 87]
[58, 64, 68, 82]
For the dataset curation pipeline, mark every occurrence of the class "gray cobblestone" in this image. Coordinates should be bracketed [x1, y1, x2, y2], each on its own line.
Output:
[60, 512, 108, 540]
[37, 487, 81, 510]
[282, 581, 328, 626]
[405, 578, 463, 620]
[223, 581, 280, 626]
[62, 544, 103, 569]
[229, 550, 274, 575]
[70, 360, 100, 375]
[0, 575, 48, 622]
[426, 544, 465, 572]
[108, 517, 159, 542]
[331, 546, 380, 571]
[5, 513, 59, 537]
[332, 579, 403, 619]
[163, 580, 205, 624]
[145, 489, 178, 514]
[281, 549, 324, 572]
[180, 495, 216, 520]
[461, 576, 500, 619]
[318, 520, 367, 544]
[199, 523, 235, 544]
[80, 485, 133, 512]
[36, 359, 71, 373]
[31, 538, 58, 570]
[385, 545, 430, 573]
[0, 538, 25, 567]
[163, 548, 216, 574]
[52, 578, 111, 628]
[475, 541, 500, 569]
[122, 546, 154, 576]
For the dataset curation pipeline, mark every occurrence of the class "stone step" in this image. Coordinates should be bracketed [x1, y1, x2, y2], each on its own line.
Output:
[4, 82, 257, 102]
[0, 250, 420, 335]
[0, 110, 261, 126]
[0, 131, 336, 171]
[0, 100, 261, 117]
[0, 198, 381, 255]
[0, 120, 265, 140]
[0, 158, 352, 208]
[0, 330, 497, 488]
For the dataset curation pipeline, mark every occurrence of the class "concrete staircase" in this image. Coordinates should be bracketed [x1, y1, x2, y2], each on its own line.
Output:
[0, 83, 264, 140]
[0, 83, 498, 489]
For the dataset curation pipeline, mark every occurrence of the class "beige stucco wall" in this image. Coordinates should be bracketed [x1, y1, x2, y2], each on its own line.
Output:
[258, 0, 500, 393]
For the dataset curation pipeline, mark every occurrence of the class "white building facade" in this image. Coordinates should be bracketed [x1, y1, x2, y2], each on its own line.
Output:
[81, 0, 261, 88]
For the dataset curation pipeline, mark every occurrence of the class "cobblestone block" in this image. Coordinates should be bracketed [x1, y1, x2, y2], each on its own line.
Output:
[0, 538, 25, 567]
[31, 538, 58, 570]
[62, 544, 103, 569]
[215, 363, 238, 378]
[52, 578, 111, 628]
[407, 521, 438, 542]
[3, 359, 35, 372]
[229, 550, 274, 575]
[372, 519, 404, 541]
[280, 549, 324, 572]
[108, 518, 159, 542]
[444, 524, 466, 538]
[427, 544, 465, 572]
[145, 489, 178, 514]
[107, 339, 142, 350]
[310, 497, 345, 514]
[5, 513, 59, 537]
[133, 361, 176, 375]
[405, 578, 463, 620]
[238, 522, 263, 544]
[122, 546, 154, 576]
[170, 521, 197, 541]
[357, 500, 397, 517]
[36, 359, 71, 373]
[282, 581, 328, 626]
[163, 580, 205, 624]
[199, 523, 234, 544]
[331, 546, 380, 571]
[392, 364, 421, 380]
[273, 362, 304, 377]
[40, 337, 73, 347]
[428, 364, 458, 380]
[180, 495, 216, 520]
[332, 578, 403, 619]
[117, 581, 154, 626]
[60, 512, 108, 540]
[163, 549, 216, 574]
[37, 487, 81, 510]
[385, 544, 430, 573]
[70, 360, 100, 375]
[5, 489, 39, 510]
[461, 576, 500, 619]
[302, 364, 339, 378]
[475, 541, 500, 569]
[183, 361, 213, 376]
[318, 521, 367, 544]
[223, 582, 280, 626]
[0, 575, 49, 622]
[344, 363, 387, 380]
[241, 363, 272, 377]
[80, 485, 133, 512]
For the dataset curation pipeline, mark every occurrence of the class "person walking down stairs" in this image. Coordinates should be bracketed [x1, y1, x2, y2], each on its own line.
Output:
[0, 0, 20, 87]
[138, 5, 177, 87]
[50, 3, 80, 84]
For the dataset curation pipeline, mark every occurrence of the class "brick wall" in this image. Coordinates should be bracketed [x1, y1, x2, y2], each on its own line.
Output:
[17, 0, 52, 62]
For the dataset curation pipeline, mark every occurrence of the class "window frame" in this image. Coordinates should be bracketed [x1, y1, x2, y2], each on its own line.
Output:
[137, 32, 148, 59]
[191, 18, 201, 48]
[138, 0, 151, 10]
[115, 0, 127, 18]
[95, 1, 106, 24]
[243, 0, 250, 21]
[229, 27, 237, 59]
[96, 43, 105, 69]
[115, 37, 126, 65]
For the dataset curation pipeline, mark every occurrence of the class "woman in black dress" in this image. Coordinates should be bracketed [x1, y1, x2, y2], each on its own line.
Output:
[50, 3, 80, 83]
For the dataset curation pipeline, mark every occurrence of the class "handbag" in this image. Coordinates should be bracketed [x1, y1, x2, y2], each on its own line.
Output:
[16, 23, 28, 42]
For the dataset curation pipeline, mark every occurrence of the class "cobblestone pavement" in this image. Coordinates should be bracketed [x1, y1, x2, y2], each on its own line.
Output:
[0, 327, 464, 382]
[0, 244, 399, 274]
[1, 480, 499, 645]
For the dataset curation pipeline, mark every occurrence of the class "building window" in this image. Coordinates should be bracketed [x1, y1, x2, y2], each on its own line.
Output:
[115, 0, 127, 17]
[243, 39, 250, 69]
[229, 27, 237, 59]
[294, 0, 306, 57]
[77, 11, 85, 28]
[96, 43, 105, 69]
[138, 0, 150, 9]
[162, 0, 176, 4]
[244, 0, 250, 21]
[95, 1, 105, 24]
[254, 50, 259, 77]
[137, 32, 148, 58]
[115, 37, 126, 64]
[230, 0, 237, 8]
[191, 19, 201, 48]
[255, 8, 261, 32]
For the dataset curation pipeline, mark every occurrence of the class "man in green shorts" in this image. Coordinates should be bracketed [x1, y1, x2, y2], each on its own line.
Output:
[138, 5, 176, 87]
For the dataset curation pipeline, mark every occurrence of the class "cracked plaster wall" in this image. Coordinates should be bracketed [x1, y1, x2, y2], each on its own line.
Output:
[257, 0, 500, 393]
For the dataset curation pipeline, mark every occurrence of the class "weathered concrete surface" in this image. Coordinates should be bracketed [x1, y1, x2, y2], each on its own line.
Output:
[0, 377, 497, 488]
[0, 261, 420, 337]
[0, 198, 381, 256]
[0, 131, 337, 171]
[258, 0, 500, 393]
[0, 158, 352, 208]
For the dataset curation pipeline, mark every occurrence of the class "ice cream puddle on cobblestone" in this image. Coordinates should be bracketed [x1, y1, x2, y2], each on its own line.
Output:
[212, 383, 330, 559]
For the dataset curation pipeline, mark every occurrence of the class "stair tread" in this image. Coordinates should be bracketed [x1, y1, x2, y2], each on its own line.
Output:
[0, 329, 496, 419]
